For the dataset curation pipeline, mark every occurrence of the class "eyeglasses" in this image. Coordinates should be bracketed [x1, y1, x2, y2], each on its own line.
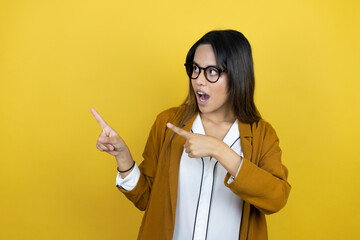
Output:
[184, 63, 227, 83]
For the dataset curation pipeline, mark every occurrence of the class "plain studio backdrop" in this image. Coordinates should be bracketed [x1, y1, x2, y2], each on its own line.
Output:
[0, 0, 359, 239]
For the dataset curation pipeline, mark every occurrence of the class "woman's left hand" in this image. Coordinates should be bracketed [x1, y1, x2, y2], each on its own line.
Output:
[166, 122, 220, 158]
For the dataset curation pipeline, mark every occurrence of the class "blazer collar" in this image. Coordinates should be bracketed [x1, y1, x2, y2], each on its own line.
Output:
[238, 120, 253, 138]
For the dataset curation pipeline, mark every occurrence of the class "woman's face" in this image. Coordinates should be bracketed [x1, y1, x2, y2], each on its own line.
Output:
[191, 44, 232, 118]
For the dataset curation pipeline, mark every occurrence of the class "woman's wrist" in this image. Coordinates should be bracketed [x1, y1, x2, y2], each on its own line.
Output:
[115, 148, 134, 168]
[117, 161, 135, 173]
[116, 152, 135, 178]
[211, 139, 227, 159]
[211, 140, 241, 176]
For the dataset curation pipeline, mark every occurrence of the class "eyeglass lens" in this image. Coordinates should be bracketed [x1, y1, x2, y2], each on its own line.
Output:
[191, 64, 220, 82]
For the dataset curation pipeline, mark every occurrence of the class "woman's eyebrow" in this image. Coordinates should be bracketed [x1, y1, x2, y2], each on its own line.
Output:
[193, 61, 218, 68]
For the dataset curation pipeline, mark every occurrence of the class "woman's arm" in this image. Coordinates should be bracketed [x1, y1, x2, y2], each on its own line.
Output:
[224, 122, 291, 215]
[166, 123, 242, 176]
[167, 120, 290, 215]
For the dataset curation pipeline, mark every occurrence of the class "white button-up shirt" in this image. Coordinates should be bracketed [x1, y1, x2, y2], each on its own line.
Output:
[116, 114, 244, 240]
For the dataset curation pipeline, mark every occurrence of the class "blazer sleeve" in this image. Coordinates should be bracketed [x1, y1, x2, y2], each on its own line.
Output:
[224, 121, 291, 215]
[117, 111, 168, 211]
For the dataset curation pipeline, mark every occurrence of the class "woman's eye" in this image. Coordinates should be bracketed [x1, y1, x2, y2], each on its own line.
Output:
[209, 68, 218, 76]
[193, 65, 200, 73]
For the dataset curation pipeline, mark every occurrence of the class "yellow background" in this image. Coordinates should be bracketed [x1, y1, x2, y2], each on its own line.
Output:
[1, 0, 359, 239]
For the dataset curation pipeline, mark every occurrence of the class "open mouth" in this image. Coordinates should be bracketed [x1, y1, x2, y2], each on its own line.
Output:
[196, 91, 210, 103]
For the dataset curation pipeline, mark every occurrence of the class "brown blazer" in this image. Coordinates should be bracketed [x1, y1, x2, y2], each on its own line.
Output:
[119, 106, 291, 240]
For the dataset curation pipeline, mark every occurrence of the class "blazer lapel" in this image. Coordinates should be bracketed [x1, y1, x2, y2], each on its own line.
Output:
[238, 121, 253, 162]
[238, 121, 253, 240]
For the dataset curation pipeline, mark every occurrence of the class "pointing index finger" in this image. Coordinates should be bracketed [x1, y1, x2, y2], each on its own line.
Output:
[91, 108, 108, 129]
[166, 123, 191, 139]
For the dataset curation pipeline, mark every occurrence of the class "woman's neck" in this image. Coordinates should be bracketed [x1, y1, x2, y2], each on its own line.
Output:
[200, 110, 236, 125]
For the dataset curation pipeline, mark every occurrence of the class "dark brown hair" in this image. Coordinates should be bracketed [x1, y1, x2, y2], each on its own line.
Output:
[178, 29, 261, 127]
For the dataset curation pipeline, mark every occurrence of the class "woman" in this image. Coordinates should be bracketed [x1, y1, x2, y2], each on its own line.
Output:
[91, 30, 291, 240]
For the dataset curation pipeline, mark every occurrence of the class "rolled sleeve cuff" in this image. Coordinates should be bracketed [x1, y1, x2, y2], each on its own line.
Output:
[115, 164, 140, 191]
[227, 154, 244, 184]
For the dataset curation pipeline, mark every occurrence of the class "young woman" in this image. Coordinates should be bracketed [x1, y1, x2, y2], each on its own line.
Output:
[91, 30, 291, 240]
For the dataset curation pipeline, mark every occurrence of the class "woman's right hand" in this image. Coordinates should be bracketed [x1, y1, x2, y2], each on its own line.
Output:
[91, 108, 135, 177]
[91, 108, 132, 162]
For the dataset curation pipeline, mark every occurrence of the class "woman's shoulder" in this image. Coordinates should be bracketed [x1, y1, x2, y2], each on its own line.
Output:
[250, 119, 279, 140]
[253, 119, 273, 129]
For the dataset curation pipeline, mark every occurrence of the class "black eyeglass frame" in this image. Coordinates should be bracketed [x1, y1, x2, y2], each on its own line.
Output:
[184, 62, 227, 83]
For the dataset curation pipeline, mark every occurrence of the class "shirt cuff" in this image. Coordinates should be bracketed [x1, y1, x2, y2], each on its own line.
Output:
[227, 154, 243, 184]
[115, 164, 140, 191]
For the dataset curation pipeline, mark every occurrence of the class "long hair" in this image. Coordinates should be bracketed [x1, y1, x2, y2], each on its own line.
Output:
[178, 30, 261, 128]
